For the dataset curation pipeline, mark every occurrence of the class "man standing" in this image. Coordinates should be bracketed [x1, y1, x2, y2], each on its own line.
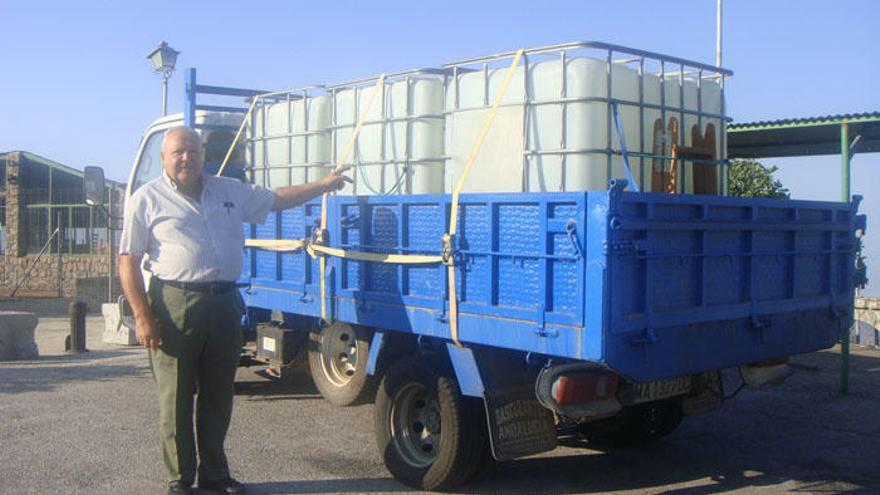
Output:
[118, 127, 350, 495]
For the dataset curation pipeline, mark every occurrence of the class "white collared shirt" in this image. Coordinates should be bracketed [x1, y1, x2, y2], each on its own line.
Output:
[119, 172, 276, 282]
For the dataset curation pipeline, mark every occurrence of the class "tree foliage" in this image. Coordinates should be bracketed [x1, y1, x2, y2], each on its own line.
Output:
[727, 160, 789, 199]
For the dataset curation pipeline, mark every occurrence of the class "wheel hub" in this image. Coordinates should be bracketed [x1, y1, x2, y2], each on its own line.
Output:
[392, 383, 440, 468]
[320, 323, 359, 387]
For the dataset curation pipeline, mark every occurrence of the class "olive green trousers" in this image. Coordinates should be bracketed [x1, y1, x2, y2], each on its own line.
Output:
[148, 281, 243, 484]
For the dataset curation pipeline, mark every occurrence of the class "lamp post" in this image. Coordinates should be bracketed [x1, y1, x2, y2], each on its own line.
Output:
[716, 0, 723, 67]
[146, 41, 180, 116]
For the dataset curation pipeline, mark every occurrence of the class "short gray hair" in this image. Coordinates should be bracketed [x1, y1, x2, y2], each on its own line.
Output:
[162, 126, 203, 148]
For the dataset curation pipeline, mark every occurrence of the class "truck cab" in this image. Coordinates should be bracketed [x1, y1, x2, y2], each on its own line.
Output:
[126, 67, 266, 199]
[126, 110, 246, 199]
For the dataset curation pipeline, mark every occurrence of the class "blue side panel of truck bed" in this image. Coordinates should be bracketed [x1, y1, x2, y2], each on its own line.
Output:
[240, 184, 859, 382]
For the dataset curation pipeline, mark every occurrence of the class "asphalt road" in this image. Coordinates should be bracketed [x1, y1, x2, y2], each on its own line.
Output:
[0, 314, 878, 495]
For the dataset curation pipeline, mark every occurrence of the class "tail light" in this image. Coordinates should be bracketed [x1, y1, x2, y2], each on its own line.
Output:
[552, 371, 619, 406]
[536, 364, 623, 419]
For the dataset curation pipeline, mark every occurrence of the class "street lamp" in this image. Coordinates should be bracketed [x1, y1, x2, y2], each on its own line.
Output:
[146, 41, 180, 116]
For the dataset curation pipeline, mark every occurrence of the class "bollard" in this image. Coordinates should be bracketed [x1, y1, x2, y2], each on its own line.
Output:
[66, 301, 88, 353]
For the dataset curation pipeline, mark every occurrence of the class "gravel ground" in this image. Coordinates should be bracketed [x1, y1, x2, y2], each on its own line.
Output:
[0, 310, 878, 495]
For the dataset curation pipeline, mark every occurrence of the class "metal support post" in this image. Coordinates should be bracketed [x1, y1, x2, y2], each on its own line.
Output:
[184, 68, 197, 128]
[840, 122, 851, 395]
[162, 74, 169, 117]
[108, 188, 114, 303]
[716, 0, 723, 67]
[56, 210, 63, 298]
[47, 168, 53, 242]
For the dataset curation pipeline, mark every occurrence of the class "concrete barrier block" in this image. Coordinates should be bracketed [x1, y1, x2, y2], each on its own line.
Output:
[102, 303, 137, 346]
[853, 320, 879, 348]
[0, 311, 39, 360]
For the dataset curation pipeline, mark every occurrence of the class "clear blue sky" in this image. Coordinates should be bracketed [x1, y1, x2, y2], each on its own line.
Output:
[2, 0, 878, 291]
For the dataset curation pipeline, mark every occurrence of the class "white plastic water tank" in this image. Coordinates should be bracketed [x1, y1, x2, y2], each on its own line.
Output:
[445, 65, 526, 193]
[447, 57, 659, 193]
[445, 56, 724, 194]
[251, 95, 331, 188]
[333, 75, 445, 195]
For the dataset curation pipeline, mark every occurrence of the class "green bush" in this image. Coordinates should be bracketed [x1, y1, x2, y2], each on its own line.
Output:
[728, 160, 789, 199]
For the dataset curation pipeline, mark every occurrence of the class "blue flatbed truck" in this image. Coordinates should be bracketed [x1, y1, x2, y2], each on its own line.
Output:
[116, 42, 866, 490]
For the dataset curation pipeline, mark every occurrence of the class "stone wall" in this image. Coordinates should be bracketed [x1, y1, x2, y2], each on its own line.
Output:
[0, 254, 112, 298]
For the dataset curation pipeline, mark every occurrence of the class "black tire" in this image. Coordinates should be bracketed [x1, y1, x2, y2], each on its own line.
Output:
[374, 356, 488, 491]
[308, 322, 376, 406]
[584, 399, 684, 447]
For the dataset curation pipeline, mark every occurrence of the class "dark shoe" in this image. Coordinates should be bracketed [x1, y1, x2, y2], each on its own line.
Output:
[167, 481, 192, 495]
[199, 477, 246, 495]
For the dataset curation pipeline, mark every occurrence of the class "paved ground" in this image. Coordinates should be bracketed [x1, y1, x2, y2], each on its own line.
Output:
[0, 309, 878, 495]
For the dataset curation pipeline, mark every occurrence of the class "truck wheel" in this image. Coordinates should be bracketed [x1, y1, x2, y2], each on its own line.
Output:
[374, 356, 487, 490]
[308, 322, 375, 406]
[584, 399, 683, 447]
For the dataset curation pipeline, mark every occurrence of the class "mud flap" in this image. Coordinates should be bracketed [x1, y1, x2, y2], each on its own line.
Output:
[483, 384, 557, 461]
[682, 371, 723, 415]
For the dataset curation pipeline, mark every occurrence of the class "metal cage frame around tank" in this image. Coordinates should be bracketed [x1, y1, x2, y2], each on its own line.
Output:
[244, 68, 453, 194]
[441, 40, 734, 195]
[324, 68, 451, 195]
[244, 85, 329, 189]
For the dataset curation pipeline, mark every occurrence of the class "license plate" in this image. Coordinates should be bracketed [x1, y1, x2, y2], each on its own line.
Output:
[632, 375, 691, 403]
[262, 336, 276, 353]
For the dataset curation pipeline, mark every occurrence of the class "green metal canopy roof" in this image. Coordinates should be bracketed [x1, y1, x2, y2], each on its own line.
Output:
[0, 151, 125, 188]
[1, 150, 85, 177]
[728, 112, 880, 159]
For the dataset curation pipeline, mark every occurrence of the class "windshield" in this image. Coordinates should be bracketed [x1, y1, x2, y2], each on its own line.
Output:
[131, 130, 165, 193]
[203, 128, 246, 181]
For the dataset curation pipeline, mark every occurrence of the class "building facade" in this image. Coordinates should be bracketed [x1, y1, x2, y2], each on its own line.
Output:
[1, 151, 124, 304]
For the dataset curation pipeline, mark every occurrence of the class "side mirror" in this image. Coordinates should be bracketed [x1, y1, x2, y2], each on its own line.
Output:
[83, 166, 106, 206]
[117, 294, 135, 330]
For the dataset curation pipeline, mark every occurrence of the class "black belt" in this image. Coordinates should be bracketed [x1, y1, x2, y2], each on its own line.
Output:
[154, 279, 238, 295]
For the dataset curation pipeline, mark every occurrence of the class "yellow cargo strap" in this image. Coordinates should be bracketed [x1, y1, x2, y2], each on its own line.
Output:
[446, 49, 524, 347]
[334, 74, 386, 179]
[244, 236, 441, 265]
[216, 96, 260, 178]
[246, 233, 443, 262]
[244, 238, 308, 252]
[308, 244, 442, 264]
[319, 75, 387, 322]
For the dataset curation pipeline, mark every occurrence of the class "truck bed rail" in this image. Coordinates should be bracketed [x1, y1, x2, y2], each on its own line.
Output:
[240, 183, 862, 382]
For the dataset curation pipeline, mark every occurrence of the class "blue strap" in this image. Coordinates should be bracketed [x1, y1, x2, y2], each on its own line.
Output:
[611, 100, 640, 193]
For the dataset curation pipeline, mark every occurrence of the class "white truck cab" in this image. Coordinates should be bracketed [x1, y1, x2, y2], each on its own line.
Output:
[127, 67, 265, 200]
[126, 110, 245, 201]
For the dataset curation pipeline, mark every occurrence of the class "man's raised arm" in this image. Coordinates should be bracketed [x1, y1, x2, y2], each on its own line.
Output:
[271, 167, 352, 211]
